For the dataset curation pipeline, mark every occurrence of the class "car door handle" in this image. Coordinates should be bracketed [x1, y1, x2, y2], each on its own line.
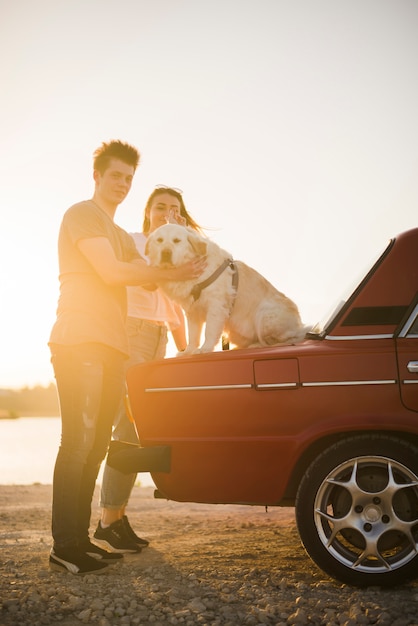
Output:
[407, 361, 418, 373]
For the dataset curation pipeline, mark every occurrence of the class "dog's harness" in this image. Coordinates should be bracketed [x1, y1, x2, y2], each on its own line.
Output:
[191, 258, 239, 302]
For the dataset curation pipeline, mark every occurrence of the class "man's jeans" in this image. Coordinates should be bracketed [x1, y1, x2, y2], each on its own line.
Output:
[50, 343, 126, 549]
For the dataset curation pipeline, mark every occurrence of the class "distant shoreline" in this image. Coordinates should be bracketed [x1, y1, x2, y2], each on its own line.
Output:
[0, 384, 59, 419]
[0, 412, 60, 419]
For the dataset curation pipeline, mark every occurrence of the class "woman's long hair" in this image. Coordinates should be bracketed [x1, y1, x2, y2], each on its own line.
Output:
[142, 187, 203, 234]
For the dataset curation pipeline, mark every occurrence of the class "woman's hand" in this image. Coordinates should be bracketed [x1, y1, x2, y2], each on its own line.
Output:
[167, 210, 187, 226]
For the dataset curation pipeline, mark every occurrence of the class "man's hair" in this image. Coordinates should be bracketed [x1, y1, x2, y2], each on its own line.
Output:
[93, 140, 140, 174]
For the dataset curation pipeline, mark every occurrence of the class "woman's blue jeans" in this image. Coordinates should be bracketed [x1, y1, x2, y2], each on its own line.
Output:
[100, 319, 167, 509]
[50, 342, 126, 549]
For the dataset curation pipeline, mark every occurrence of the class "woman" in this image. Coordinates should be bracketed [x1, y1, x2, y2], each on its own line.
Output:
[94, 186, 203, 553]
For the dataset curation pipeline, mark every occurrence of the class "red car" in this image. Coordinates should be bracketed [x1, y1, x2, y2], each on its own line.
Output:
[125, 228, 418, 587]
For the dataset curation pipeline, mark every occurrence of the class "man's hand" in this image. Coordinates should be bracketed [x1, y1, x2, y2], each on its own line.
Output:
[163, 256, 207, 282]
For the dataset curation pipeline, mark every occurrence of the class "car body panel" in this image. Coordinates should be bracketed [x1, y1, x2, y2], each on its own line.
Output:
[126, 228, 418, 506]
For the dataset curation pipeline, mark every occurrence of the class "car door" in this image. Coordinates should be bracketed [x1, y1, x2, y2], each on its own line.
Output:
[396, 302, 418, 412]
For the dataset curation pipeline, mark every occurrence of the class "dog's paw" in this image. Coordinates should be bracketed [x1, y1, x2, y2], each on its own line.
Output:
[176, 347, 198, 356]
[196, 345, 216, 353]
[184, 347, 208, 355]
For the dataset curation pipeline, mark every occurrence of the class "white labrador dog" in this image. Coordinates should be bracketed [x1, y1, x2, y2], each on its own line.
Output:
[145, 223, 308, 354]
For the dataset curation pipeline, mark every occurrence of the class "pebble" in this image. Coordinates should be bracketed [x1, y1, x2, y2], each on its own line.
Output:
[1, 488, 418, 626]
[2, 565, 417, 626]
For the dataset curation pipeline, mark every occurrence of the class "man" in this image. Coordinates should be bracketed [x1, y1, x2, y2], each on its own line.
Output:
[49, 140, 205, 574]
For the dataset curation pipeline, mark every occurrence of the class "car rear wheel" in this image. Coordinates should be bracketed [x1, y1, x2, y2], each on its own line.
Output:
[295, 434, 418, 586]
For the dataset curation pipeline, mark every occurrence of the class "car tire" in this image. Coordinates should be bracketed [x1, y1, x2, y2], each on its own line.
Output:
[295, 434, 418, 587]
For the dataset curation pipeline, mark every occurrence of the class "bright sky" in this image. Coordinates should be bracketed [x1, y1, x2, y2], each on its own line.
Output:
[0, 0, 417, 389]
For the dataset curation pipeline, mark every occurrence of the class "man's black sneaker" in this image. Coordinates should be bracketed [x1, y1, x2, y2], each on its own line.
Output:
[122, 515, 149, 547]
[93, 520, 141, 553]
[80, 539, 124, 562]
[49, 547, 110, 575]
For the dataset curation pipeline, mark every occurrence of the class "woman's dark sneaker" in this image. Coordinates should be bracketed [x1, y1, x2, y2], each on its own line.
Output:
[93, 519, 141, 553]
[122, 515, 150, 547]
[49, 547, 109, 574]
[80, 539, 124, 562]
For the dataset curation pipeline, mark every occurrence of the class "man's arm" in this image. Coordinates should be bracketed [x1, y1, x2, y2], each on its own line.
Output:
[78, 237, 205, 286]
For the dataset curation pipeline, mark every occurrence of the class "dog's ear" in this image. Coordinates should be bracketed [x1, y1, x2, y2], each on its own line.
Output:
[187, 233, 207, 256]
[144, 239, 150, 256]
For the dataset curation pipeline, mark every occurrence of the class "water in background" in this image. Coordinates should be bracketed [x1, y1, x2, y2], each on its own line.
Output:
[0, 416, 154, 486]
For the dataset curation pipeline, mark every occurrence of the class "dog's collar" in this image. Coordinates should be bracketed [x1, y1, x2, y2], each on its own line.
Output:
[191, 258, 238, 301]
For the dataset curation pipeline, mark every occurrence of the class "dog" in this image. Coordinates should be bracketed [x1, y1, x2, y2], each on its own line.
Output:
[145, 223, 308, 354]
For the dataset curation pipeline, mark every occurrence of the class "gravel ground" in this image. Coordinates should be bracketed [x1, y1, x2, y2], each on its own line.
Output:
[1, 484, 417, 626]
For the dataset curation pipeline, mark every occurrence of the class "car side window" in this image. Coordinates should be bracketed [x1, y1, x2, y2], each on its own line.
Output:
[399, 303, 418, 337]
[408, 314, 418, 336]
